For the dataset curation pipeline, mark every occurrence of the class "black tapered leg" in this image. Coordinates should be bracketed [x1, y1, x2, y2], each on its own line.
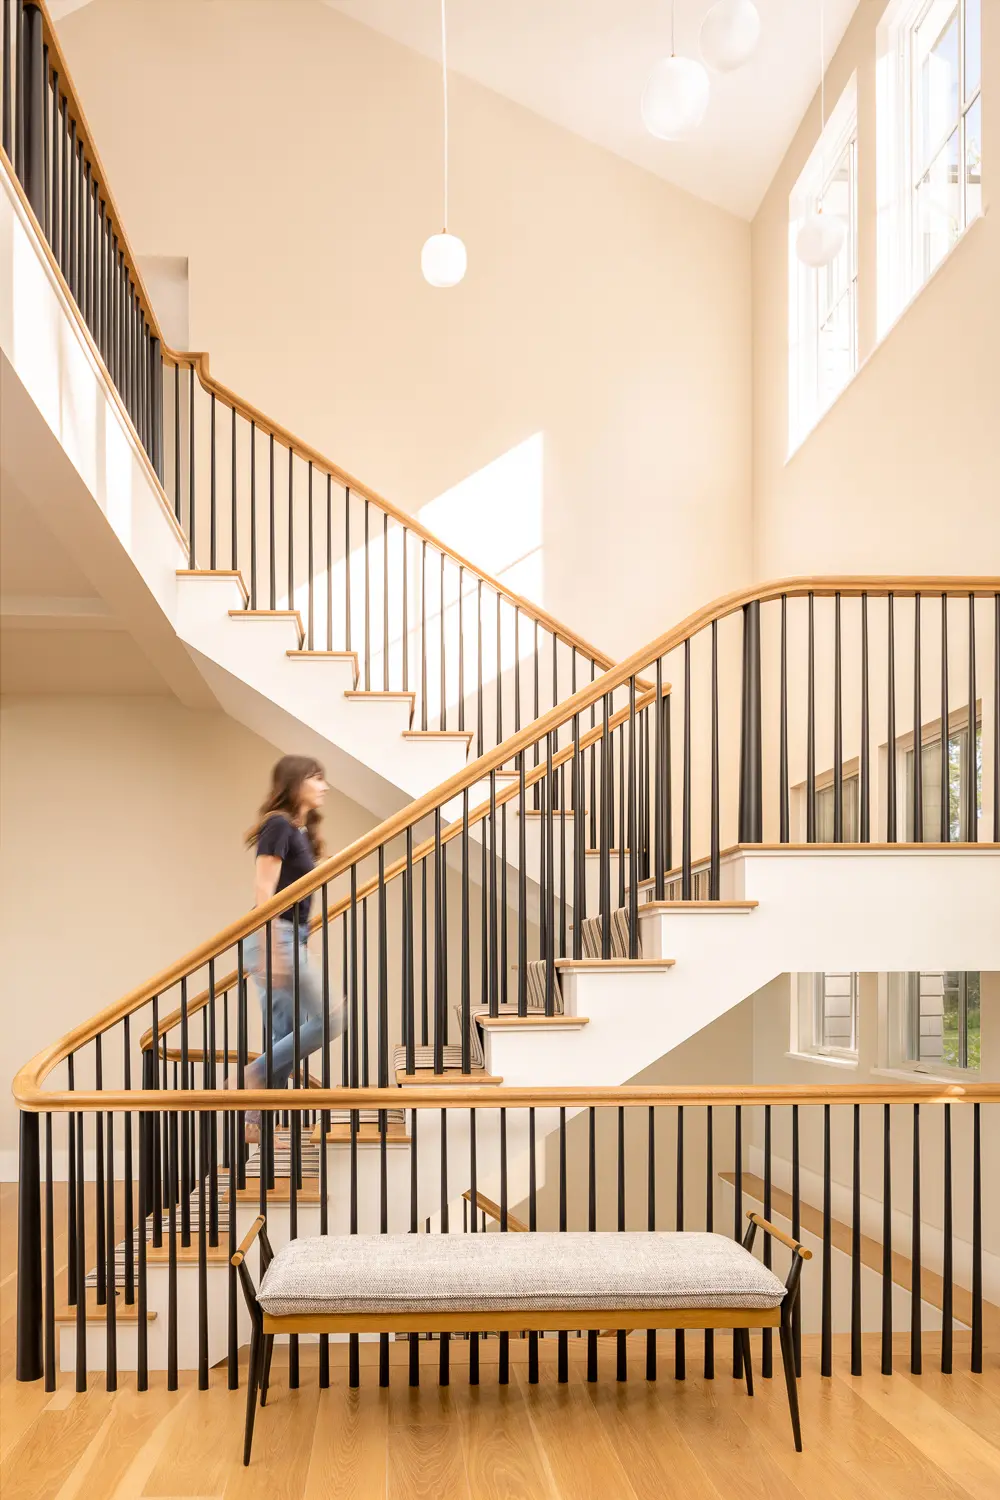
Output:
[739, 1329, 754, 1396]
[260, 1334, 274, 1407]
[779, 1317, 803, 1452]
[243, 1324, 262, 1467]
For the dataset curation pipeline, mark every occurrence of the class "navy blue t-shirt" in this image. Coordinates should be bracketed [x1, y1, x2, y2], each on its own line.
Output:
[257, 814, 315, 925]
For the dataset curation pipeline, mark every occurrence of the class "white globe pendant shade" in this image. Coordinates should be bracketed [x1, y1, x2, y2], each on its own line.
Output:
[699, 1, 761, 73]
[421, 231, 467, 288]
[641, 55, 710, 140]
[795, 209, 847, 268]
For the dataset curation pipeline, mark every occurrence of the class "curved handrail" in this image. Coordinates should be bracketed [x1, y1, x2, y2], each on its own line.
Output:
[13, 572, 1000, 1109]
[162, 350, 623, 674]
[6, 1, 625, 681]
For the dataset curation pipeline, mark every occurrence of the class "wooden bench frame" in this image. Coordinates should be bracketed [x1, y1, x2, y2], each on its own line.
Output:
[232, 1211, 810, 1465]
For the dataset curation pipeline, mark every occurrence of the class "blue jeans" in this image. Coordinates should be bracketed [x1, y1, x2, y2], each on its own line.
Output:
[243, 923, 344, 1120]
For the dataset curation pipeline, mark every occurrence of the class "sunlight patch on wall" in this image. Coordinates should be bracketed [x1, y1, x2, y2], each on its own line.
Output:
[417, 433, 545, 598]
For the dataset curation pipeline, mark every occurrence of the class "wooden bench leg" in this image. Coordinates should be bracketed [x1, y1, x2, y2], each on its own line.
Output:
[739, 1329, 754, 1396]
[779, 1318, 803, 1452]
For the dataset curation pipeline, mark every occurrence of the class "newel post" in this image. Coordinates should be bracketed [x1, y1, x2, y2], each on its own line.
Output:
[16, 1111, 43, 1381]
[738, 600, 763, 844]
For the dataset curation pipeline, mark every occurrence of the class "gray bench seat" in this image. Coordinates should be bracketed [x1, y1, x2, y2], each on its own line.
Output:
[257, 1231, 786, 1317]
[234, 1212, 808, 1464]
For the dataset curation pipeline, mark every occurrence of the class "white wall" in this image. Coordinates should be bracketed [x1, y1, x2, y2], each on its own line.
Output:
[0, 695, 374, 1165]
[751, 0, 1000, 581]
[55, 0, 753, 662]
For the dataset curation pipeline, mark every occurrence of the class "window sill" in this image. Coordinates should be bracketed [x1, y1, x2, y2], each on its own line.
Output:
[871, 1065, 980, 1086]
[786, 208, 989, 466]
[785, 1050, 859, 1070]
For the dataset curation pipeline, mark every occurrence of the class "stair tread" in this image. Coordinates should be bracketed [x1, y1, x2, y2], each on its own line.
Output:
[395, 1070, 503, 1086]
[555, 957, 674, 969]
[54, 1290, 157, 1324]
[721, 1171, 1000, 1336]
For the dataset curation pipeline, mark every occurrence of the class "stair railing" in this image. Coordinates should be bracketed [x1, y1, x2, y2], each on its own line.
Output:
[11, 1076, 998, 1397]
[1, 0, 628, 750]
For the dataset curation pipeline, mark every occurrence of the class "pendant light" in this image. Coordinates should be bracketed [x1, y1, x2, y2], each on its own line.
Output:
[421, 0, 467, 287]
[699, 1, 761, 74]
[642, 1, 710, 141]
[796, 0, 847, 268]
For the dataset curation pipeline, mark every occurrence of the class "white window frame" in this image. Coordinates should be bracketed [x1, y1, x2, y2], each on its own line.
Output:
[877, 0, 982, 336]
[793, 972, 860, 1061]
[886, 970, 981, 1076]
[789, 76, 859, 452]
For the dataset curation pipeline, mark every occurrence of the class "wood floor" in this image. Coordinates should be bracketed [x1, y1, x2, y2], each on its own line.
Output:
[3, 1188, 999, 1498]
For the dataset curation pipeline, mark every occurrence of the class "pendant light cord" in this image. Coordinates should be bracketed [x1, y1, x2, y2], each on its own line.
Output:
[440, 0, 450, 232]
[670, 0, 676, 57]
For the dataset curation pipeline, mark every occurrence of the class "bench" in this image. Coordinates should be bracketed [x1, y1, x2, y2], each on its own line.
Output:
[232, 1211, 810, 1465]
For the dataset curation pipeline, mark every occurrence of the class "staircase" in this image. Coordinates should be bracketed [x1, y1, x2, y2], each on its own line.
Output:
[4, 4, 1000, 1393]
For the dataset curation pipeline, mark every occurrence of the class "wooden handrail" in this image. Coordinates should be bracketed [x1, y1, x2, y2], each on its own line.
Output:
[164, 346, 628, 675]
[747, 1212, 812, 1261]
[13, 1080, 1000, 1116]
[12, 573, 999, 1106]
[6, 4, 633, 686]
[138, 676, 672, 1052]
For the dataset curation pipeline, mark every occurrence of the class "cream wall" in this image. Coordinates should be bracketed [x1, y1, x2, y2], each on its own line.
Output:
[55, 0, 752, 663]
[0, 695, 373, 1164]
[752, 0, 1000, 580]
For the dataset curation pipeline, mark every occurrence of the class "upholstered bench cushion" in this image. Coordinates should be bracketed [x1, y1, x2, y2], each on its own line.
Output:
[257, 1231, 786, 1317]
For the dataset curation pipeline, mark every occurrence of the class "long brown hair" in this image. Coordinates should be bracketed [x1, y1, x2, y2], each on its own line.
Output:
[246, 755, 326, 858]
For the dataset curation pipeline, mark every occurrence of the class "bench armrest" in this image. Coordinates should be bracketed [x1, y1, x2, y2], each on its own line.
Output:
[232, 1214, 267, 1268]
[746, 1211, 812, 1261]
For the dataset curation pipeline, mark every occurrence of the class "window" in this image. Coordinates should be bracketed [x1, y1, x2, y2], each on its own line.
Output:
[904, 712, 982, 839]
[815, 773, 860, 841]
[877, 0, 982, 333]
[796, 972, 859, 1058]
[901, 971, 981, 1070]
[789, 77, 859, 450]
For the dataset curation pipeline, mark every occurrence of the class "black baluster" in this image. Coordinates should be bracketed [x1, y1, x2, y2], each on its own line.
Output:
[913, 593, 923, 840]
[43, 1114, 55, 1391]
[966, 594, 977, 841]
[851, 1103, 862, 1376]
[518, 756, 528, 1015]
[600, 695, 612, 955]
[363, 501, 371, 691]
[95, 1038, 106, 1303]
[806, 593, 816, 841]
[581, 1104, 599, 1380]
[476, 579, 484, 756]
[821, 1104, 832, 1377]
[74, 1108, 86, 1390]
[739, 600, 763, 844]
[498, 1109, 508, 1385]
[167, 1108, 178, 1390]
[104, 1110, 116, 1391]
[887, 595, 897, 842]
[911, 1104, 922, 1373]
[527, 1108, 538, 1384]
[655, 659, 665, 894]
[267, 434, 276, 609]
[942, 1103, 953, 1372]
[137, 1110, 148, 1391]
[762, 1105, 773, 1378]
[440, 553, 447, 729]
[647, 1105, 657, 1381]
[674, 1106, 684, 1381]
[791, 1104, 801, 1375]
[710, 623, 720, 895]
[188, 358, 196, 568]
[382, 513, 389, 690]
[972, 1103, 982, 1373]
[469, 1107, 479, 1385]
[1, 0, 11, 160]
[546, 734, 556, 1014]
[733, 1104, 742, 1379]
[617, 1106, 628, 1382]
[859, 593, 870, 841]
[628, 680, 639, 946]
[461, 791, 470, 1072]
[704, 1104, 714, 1379]
[123, 1019, 134, 1303]
[326, 476, 334, 653]
[940, 594, 951, 840]
[408, 1109, 419, 1386]
[881, 1103, 892, 1374]
[558, 1108, 568, 1383]
[434, 810, 444, 1071]
[420, 540, 428, 729]
[209, 392, 217, 569]
[405, 828, 415, 1076]
[682, 640, 692, 897]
